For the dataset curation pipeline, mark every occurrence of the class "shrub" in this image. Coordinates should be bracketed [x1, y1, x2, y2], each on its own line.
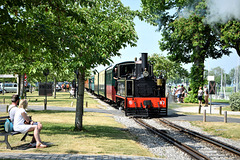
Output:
[183, 90, 199, 103]
[229, 92, 240, 111]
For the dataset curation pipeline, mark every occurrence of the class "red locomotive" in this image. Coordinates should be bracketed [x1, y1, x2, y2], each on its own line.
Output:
[85, 53, 168, 117]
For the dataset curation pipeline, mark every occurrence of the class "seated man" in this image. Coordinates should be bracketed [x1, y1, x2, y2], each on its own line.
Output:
[8, 94, 20, 123]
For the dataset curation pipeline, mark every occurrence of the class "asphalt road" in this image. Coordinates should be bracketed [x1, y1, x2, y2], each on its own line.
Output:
[1, 102, 240, 123]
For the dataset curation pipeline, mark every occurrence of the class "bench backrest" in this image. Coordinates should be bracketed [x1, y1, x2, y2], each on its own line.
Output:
[0, 116, 10, 132]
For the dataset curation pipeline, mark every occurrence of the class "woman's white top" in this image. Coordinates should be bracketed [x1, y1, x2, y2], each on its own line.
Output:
[13, 108, 32, 134]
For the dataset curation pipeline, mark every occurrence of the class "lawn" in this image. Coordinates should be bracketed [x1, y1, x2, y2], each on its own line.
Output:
[0, 91, 155, 157]
[191, 121, 240, 140]
[0, 91, 99, 108]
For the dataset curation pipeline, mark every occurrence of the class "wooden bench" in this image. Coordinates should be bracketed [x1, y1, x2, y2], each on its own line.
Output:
[0, 116, 32, 149]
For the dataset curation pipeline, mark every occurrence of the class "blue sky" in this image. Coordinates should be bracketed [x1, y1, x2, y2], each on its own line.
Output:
[96, 0, 240, 74]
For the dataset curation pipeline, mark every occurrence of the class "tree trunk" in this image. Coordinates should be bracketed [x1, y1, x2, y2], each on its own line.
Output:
[17, 74, 21, 96]
[20, 74, 25, 99]
[235, 41, 240, 57]
[75, 70, 85, 131]
[189, 49, 205, 102]
[54, 77, 56, 99]
[2, 79, 5, 95]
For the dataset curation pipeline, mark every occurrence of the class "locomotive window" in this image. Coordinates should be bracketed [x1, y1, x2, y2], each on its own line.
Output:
[126, 80, 134, 97]
[119, 64, 135, 77]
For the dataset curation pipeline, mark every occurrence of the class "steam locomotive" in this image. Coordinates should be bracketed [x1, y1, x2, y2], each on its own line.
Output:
[85, 53, 168, 117]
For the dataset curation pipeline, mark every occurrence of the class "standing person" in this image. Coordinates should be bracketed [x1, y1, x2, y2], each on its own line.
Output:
[113, 67, 118, 92]
[8, 94, 20, 123]
[204, 85, 209, 107]
[181, 85, 186, 102]
[198, 86, 203, 107]
[172, 87, 177, 102]
[175, 85, 183, 103]
[14, 99, 47, 148]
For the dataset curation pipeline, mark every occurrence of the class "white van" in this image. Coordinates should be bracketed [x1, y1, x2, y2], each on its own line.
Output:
[0, 83, 18, 93]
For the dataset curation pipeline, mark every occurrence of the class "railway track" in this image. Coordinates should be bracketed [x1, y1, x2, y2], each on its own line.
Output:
[157, 118, 240, 158]
[133, 118, 210, 160]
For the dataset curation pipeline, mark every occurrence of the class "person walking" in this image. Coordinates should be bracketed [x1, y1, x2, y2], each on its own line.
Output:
[198, 86, 203, 107]
[204, 85, 209, 107]
[175, 85, 183, 103]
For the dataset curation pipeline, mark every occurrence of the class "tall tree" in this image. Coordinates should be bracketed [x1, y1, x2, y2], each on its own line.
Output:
[141, 0, 230, 102]
[1, 0, 138, 130]
[63, 0, 138, 130]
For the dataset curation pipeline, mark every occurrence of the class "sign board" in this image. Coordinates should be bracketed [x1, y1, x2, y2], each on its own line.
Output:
[24, 74, 28, 87]
[39, 83, 53, 96]
[209, 81, 216, 94]
[207, 76, 215, 81]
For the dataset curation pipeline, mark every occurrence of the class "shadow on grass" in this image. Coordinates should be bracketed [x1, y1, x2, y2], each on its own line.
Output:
[11, 141, 54, 151]
[27, 110, 75, 114]
[41, 123, 132, 141]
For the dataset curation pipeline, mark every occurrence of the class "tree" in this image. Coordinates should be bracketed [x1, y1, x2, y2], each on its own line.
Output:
[141, 0, 230, 102]
[0, 0, 88, 97]
[62, 0, 138, 131]
[220, 20, 240, 57]
[148, 53, 188, 83]
[1, 0, 138, 131]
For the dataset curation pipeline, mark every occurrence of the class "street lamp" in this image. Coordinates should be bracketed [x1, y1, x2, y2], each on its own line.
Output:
[43, 69, 49, 110]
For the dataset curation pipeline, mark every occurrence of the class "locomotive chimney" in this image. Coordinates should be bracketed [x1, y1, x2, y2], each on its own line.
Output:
[141, 53, 148, 71]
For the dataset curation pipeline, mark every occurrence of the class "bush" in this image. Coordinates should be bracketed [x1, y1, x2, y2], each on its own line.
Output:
[183, 90, 199, 103]
[229, 92, 240, 111]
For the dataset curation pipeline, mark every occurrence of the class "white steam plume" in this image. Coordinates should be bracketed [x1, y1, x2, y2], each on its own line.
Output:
[206, 0, 240, 24]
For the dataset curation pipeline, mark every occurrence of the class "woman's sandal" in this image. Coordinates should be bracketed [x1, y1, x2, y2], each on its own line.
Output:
[36, 143, 47, 148]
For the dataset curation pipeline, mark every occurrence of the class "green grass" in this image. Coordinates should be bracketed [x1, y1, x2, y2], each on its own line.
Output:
[0, 92, 156, 157]
[0, 91, 99, 108]
[191, 121, 240, 140]
[211, 99, 230, 103]
[0, 111, 155, 156]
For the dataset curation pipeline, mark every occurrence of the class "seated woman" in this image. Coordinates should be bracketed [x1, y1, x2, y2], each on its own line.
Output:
[13, 99, 47, 148]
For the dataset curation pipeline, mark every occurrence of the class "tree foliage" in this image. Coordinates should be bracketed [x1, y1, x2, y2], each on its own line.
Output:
[0, 0, 138, 130]
[141, 0, 231, 102]
[221, 20, 240, 57]
[148, 53, 188, 82]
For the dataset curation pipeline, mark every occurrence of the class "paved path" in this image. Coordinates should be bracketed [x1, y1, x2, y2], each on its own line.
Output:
[0, 153, 160, 160]
[167, 104, 240, 123]
[1, 102, 240, 160]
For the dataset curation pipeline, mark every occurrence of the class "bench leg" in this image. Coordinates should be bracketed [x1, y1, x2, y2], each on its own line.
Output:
[4, 135, 12, 149]
[21, 132, 28, 141]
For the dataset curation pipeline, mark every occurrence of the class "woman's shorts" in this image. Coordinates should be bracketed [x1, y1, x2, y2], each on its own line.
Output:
[198, 96, 203, 100]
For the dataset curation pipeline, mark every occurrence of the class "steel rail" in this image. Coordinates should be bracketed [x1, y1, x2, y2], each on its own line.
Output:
[158, 118, 240, 157]
[133, 118, 210, 160]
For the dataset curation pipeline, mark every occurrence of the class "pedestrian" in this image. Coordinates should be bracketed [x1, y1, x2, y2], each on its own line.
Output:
[113, 67, 119, 92]
[14, 99, 47, 148]
[181, 85, 186, 102]
[204, 85, 209, 107]
[198, 86, 203, 107]
[8, 94, 20, 123]
[175, 85, 183, 103]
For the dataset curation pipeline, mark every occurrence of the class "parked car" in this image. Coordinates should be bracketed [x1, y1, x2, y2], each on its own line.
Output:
[0, 83, 17, 93]
[56, 85, 61, 91]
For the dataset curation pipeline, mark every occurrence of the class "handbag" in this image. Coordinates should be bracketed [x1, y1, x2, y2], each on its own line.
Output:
[4, 119, 13, 132]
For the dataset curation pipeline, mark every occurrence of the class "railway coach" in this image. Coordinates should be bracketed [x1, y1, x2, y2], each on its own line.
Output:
[85, 53, 168, 117]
